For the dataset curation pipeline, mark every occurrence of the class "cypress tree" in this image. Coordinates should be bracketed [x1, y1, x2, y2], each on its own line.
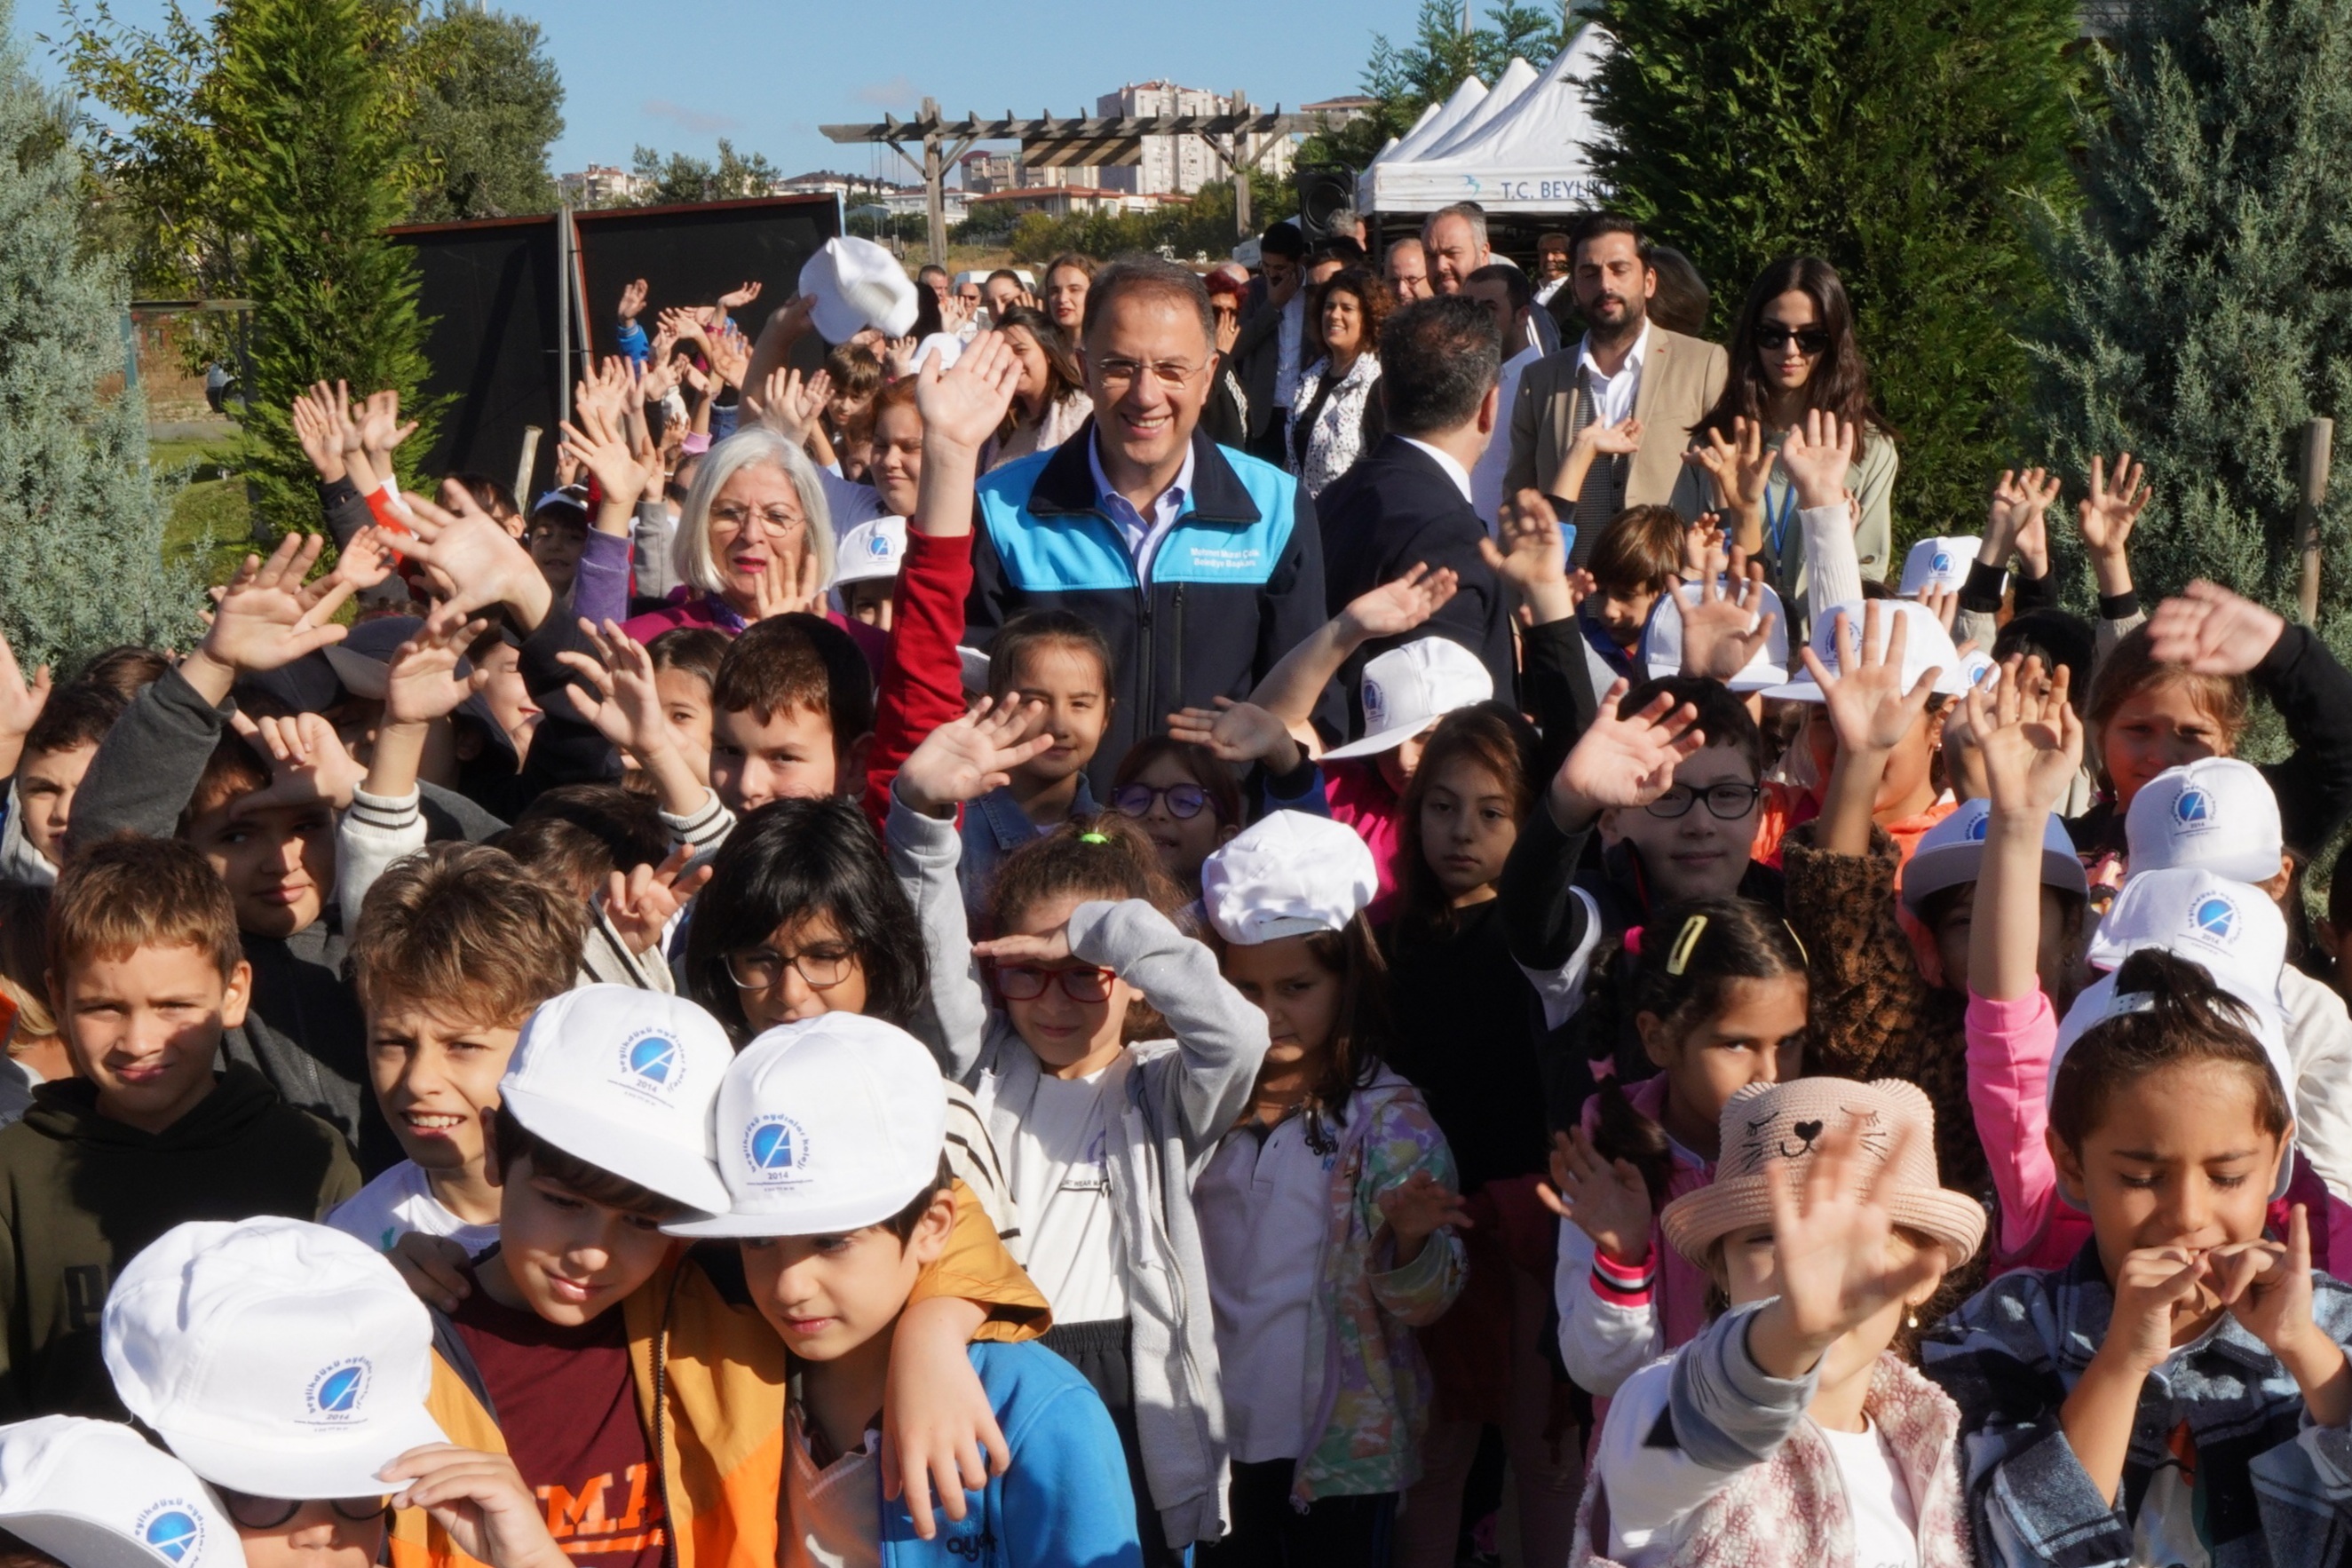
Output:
[210, 0, 435, 534]
[2026, 0, 2352, 622]
[1587, 0, 2082, 544]
[0, 0, 200, 667]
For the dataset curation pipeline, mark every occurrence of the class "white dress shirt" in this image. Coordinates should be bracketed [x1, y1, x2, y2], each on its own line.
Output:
[1089, 434, 1196, 580]
[1399, 437, 1475, 504]
[1470, 342, 1544, 533]
[1577, 318, 1652, 428]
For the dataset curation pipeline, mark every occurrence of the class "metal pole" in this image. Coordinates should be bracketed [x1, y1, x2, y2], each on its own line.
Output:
[1231, 92, 1251, 238]
[2296, 416, 2334, 625]
[556, 202, 574, 431]
[923, 97, 948, 270]
[515, 427, 542, 509]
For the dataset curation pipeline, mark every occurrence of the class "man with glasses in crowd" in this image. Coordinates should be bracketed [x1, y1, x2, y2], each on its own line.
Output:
[967, 257, 1338, 792]
[1505, 214, 1729, 561]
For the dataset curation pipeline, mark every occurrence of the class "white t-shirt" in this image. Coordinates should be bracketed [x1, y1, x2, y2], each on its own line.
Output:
[1196, 1114, 1331, 1462]
[813, 466, 887, 546]
[1817, 1420, 1920, 1568]
[781, 1405, 880, 1568]
[326, 1161, 501, 1257]
[1010, 1067, 1128, 1323]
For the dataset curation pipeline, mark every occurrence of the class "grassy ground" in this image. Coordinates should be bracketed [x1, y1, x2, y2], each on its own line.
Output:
[152, 434, 256, 589]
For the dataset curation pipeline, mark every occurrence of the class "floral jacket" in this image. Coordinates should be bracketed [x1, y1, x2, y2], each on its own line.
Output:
[1293, 1068, 1468, 1503]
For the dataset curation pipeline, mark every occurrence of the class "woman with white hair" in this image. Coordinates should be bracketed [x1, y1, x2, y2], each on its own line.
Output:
[618, 424, 884, 665]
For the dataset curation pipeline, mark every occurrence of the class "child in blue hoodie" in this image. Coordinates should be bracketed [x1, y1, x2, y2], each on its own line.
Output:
[665, 1010, 1143, 1568]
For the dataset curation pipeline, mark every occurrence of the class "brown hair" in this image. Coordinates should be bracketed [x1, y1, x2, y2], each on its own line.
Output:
[877, 1154, 957, 1242]
[823, 342, 884, 400]
[1318, 266, 1392, 354]
[1112, 735, 1242, 827]
[1045, 252, 1098, 285]
[501, 784, 669, 899]
[710, 613, 875, 744]
[183, 731, 273, 824]
[869, 376, 920, 429]
[1588, 505, 1689, 598]
[2050, 948, 2293, 1151]
[68, 645, 170, 701]
[1697, 256, 1894, 445]
[351, 842, 587, 1025]
[987, 610, 1113, 701]
[2083, 622, 2250, 785]
[986, 819, 1180, 1042]
[993, 307, 1087, 442]
[1393, 703, 1539, 937]
[646, 625, 728, 692]
[50, 834, 241, 979]
[21, 681, 125, 759]
[493, 1103, 687, 1221]
[0, 883, 56, 1043]
[1213, 913, 1394, 1129]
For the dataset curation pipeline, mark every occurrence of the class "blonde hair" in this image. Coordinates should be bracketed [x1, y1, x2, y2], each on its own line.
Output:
[670, 426, 835, 598]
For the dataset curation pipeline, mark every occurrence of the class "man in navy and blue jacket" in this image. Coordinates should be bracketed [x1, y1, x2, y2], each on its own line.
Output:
[968, 256, 1338, 794]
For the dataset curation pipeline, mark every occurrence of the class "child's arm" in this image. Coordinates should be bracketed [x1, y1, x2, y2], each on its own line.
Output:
[337, 616, 490, 932]
[1541, 1127, 1663, 1396]
[0, 633, 48, 785]
[1245, 564, 1461, 740]
[1778, 410, 1865, 622]
[1543, 413, 1642, 504]
[1805, 598, 1942, 857]
[1361, 1097, 1469, 1326]
[556, 618, 725, 848]
[1164, 697, 1322, 813]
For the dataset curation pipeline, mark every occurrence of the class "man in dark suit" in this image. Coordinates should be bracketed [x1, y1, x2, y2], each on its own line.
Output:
[1229, 221, 1310, 466]
[1315, 295, 1516, 725]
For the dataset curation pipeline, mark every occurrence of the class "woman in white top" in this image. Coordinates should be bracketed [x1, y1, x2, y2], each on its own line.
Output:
[1286, 267, 1389, 498]
[982, 306, 1093, 471]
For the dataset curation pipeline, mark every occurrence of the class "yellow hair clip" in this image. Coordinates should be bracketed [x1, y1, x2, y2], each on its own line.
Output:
[1666, 914, 1709, 977]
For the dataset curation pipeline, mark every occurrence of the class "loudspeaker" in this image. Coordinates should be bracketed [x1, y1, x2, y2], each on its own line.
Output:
[1295, 169, 1359, 246]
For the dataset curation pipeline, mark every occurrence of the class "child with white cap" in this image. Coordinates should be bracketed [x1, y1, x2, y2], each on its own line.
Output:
[1191, 813, 1467, 1558]
[665, 1014, 1142, 1568]
[99, 1217, 571, 1568]
[831, 515, 906, 630]
[376, 986, 1049, 1568]
[0, 1416, 242, 1568]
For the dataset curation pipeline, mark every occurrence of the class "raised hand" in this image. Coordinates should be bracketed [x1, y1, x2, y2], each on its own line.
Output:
[1165, 697, 1299, 772]
[290, 383, 349, 483]
[1340, 561, 1462, 643]
[1802, 602, 1941, 757]
[357, 388, 419, 474]
[1683, 415, 1772, 526]
[399, 490, 551, 631]
[380, 1445, 568, 1568]
[602, 846, 715, 957]
[384, 614, 490, 727]
[2077, 452, 2150, 562]
[659, 305, 711, 352]
[1215, 308, 1239, 358]
[1481, 494, 1572, 623]
[749, 546, 821, 621]
[939, 291, 975, 336]
[1916, 583, 1960, 634]
[751, 366, 830, 442]
[230, 710, 364, 815]
[617, 278, 648, 323]
[323, 524, 400, 598]
[1548, 678, 1706, 830]
[2205, 1206, 2344, 1421]
[916, 330, 1020, 455]
[0, 630, 51, 748]
[1375, 1168, 1472, 1263]
[2145, 580, 2286, 676]
[1966, 656, 2080, 817]
[1537, 1127, 1652, 1263]
[558, 400, 654, 515]
[717, 280, 763, 312]
[894, 697, 1055, 815]
[884, 334, 921, 378]
[1778, 408, 1857, 511]
[639, 351, 681, 404]
[1676, 544, 1778, 682]
[706, 324, 752, 391]
[1576, 414, 1643, 457]
[188, 535, 353, 691]
[1747, 1115, 1946, 1378]
[557, 619, 680, 764]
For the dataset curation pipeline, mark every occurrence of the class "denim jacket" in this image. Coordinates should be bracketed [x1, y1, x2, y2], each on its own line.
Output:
[956, 776, 1096, 928]
[1920, 1240, 2352, 1567]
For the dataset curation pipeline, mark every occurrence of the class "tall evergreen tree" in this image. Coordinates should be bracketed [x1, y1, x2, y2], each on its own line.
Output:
[1301, 0, 1568, 170]
[2026, 0, 2352, 622]
[0, 0, 199, 667]
[407, 2, 563, 222]
[209, 0, 436, 533]
[1588, 0, 2081, 543]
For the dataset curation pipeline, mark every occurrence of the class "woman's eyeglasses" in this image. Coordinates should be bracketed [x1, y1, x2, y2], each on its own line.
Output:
[1754, 323, 1832, 356]
[217, 1491, 387, 1531]
[1113, 782, 1211, 820]
[1644, 782, 1764, 820]
[991, 964, 1116, 1003]
[724, 946, 855, 992]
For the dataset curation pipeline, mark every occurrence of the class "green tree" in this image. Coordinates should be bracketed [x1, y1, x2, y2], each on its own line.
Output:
[210, 0, 436, 532]
[2026, 0, 2352, 623]
[630, 139, 782, 205]
[407, 2, 562, 221]
[1588, 0, 2081, 543]
[0, 0, 200, 666]
[1300, 0, 1567, 170]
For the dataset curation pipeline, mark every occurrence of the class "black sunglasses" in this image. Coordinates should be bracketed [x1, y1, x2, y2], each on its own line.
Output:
[217, 1490, 388, 1530]
[1754, 323, 1832, 355]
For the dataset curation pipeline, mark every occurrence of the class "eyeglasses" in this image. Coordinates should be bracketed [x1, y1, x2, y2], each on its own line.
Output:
[1094, 358, 1204, 391]
[709, 503, 806, 535]
[1754, 323, 1832, 356]
[724, 945, 856, 992]
[217, 1491, 388, 1531]
[991, 963, 1115, 1003]
[1645, 782, 1763, 820]
[1113, 782, 1211, 821]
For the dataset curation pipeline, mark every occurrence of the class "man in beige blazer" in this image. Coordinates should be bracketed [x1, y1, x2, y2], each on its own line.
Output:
[1504, 217, 1730, 558]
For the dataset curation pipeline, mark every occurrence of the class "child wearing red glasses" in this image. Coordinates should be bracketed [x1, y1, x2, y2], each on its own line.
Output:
[886, 704, 1271, 1565]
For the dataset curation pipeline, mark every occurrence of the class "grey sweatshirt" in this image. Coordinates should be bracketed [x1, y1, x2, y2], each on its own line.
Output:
[886, 788, 1269, 1548]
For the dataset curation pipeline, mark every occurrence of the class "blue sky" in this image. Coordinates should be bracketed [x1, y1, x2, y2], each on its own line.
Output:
[22, 0, 1399, 180]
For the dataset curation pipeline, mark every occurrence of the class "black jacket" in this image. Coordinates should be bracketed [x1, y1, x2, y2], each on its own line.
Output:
[1316, 436, 1519, 733]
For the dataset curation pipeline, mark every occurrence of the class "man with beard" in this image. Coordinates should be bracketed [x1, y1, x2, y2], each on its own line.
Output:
[1504, 214, 1729, 559]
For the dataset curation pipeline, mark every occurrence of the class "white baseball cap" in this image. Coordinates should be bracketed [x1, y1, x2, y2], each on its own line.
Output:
[798, 238, 918, 342]
[499, 986, 733, 1214]
[1323, 637, 1493, 761]
[666, 1013, 949, 1239]
[103, 1219, 447, 1500]
[2084, 867, 2287, 999]
[1900, 798, 2089, 914]
[1637, 577, 1792, 692]
[1898, 536, 1991, 598]
[2124, 758, 2285, 885]
[1201, 812, 1379, 946]
[1761, 598, 1973, 704]
[831, 516, 907, 588]
[0, 1418, 241, 1568]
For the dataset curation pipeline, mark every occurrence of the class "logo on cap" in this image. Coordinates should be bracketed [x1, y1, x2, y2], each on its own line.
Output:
[138, 1504, 203, 1565]
[303, 1358, 371, 1424]
[866, 533, 892, 558]
[1966, 810, 1991, 843]
[616, 1028, 685, 1100]
[2192, 892, 2240, 943]
[743, 1114, 811, 1186]
[2174, 786, 2214, 834]
[1932, 550, 1952, 574]
[1361, 678, 1385, 730]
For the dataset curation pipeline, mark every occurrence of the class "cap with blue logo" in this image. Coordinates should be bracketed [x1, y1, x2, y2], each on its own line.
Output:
[1900, 797, 2088, 915]
[1760, 599, 1973, 704]
[1323, 637, 1493, 762]
[832, 515, 907, 588]
[1636, 576, 1793, 692]
[2084, 866, 2288, 1001]
[1898, 535, 1991, 598]
[102, 1219, 447, 1500]
[0, 1417, 242, 1568]
[2124, 757, 2285, 886]
[499, 986, 734, 1213]
[665, 1013, 949, 1239]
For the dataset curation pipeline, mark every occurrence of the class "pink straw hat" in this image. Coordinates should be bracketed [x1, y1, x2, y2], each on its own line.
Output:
[1659, 1077, 1987, 1270]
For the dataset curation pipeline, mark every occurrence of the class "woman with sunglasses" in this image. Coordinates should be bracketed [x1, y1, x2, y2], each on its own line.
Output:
[1689, 257, 1899, 619]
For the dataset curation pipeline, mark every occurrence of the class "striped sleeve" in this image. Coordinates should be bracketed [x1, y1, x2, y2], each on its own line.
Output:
[944, 1080, 1020, 1253]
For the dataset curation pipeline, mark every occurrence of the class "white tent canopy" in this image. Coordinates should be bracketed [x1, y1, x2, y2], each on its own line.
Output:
[1421, 56, 1539, 161]
[1359, 26, 1612, 215]
[1368, 73, 1487, 168]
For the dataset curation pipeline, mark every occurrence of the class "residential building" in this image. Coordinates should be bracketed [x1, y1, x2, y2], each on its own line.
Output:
[1094, 82, 1296, 196]
[557, 164, 647, 206]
